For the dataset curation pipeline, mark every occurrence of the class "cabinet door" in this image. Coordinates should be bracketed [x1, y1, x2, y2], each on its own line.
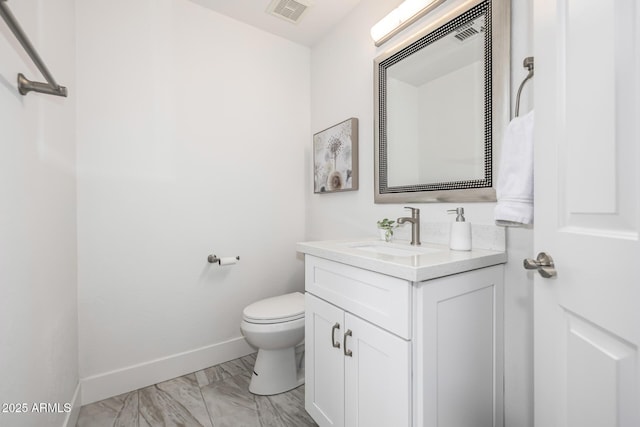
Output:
[416, 266, 503, 427]
[344, 313, 411, 427]
[305, 293, 345, 427]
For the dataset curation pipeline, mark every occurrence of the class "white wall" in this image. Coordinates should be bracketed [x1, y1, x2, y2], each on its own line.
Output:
[309, 1, 534, 426]
[0, 0, 79, 426]
[76, 0, 310, 404]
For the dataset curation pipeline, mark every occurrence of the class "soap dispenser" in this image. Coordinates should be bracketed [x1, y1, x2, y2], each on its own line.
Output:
[447, 207, 472, 251]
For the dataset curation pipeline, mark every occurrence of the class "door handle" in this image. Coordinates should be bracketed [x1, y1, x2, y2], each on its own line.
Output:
[524, 252, 557, 278]
[343, 329, 353, 357]
[331, 323, 341, 349]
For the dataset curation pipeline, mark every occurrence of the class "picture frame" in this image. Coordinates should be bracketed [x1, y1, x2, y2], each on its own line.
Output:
[313, 118, 359, 193]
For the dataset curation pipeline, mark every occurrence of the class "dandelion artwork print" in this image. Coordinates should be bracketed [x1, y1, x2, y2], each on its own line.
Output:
[313, 118, 359, 193]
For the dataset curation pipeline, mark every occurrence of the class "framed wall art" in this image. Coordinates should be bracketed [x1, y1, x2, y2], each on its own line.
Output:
[313, 118, 359, 193]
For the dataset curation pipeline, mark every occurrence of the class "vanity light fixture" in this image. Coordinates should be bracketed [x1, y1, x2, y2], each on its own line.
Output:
[370, 0, 447, 46]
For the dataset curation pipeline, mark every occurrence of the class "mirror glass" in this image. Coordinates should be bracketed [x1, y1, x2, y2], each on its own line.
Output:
[375, 0, 509, 202]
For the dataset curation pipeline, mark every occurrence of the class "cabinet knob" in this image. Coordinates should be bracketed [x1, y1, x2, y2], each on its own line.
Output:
[344, 330, 353, 357]
[331, 323, 341, 349]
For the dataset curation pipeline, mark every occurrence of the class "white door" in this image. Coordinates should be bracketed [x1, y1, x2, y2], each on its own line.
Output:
[534, 0, 640, 426]
[305, 294, 345, 427]
[343, 313, 410, 427]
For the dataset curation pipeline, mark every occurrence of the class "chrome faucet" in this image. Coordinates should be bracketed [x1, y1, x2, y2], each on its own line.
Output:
[397, 207, 421, 246]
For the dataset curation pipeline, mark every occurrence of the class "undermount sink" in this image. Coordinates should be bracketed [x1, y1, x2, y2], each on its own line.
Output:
[348, 242, 442, 257]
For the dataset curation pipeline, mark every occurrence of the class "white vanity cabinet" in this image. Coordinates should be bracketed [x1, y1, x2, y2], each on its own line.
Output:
[305, 294, 411, 427]
[305, 256, 412, 427]
[301, 250, 505, 427]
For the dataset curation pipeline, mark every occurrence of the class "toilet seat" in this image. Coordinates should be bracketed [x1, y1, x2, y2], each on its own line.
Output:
[242, 292, 305, 324]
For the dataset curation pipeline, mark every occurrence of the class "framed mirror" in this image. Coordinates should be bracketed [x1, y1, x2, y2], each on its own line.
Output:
[374, 0, 510, 203]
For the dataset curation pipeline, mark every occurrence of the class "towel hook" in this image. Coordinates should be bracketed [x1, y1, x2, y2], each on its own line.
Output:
[515, 56, 534, 117]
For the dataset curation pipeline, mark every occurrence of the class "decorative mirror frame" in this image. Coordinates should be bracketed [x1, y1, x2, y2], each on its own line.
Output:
[374, 0, 510, 203]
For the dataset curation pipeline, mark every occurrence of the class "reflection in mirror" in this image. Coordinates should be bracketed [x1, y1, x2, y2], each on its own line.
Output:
[374, 0, 510, 203]
[387, 15, 485, 185]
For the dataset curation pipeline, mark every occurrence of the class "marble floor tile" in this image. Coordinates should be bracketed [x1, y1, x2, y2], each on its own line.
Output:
[253, 394, 287, 427]
[139, 374, 212, 427]
[76, 353, 316, 427]
[267, 386, 317, 427]
[76, 390, 138, 427]
[195, 353, 256, 388]
[200, 373, 261, 427]
[201, 368, 317, 427]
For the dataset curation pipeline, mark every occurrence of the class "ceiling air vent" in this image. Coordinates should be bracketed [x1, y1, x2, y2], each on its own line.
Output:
[266, 0, 313, 24]
[454, 20, 485, 42]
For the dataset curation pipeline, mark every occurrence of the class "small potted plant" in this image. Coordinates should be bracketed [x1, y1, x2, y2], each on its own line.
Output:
[377, 218, 396, 242]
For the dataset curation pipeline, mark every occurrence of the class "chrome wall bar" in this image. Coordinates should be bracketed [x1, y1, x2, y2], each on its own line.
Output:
[0, 0, 67, 97]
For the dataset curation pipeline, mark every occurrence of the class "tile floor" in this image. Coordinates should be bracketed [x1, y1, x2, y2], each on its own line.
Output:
[76, 353, 317, 427]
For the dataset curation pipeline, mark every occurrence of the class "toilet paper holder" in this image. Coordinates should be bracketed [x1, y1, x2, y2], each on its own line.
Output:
[207, 254, 240, 265]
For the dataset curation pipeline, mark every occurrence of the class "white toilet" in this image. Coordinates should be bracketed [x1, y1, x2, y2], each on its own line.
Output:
[240, 291, 305, 395]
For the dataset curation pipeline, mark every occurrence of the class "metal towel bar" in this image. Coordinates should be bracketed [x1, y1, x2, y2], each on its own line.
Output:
[514, 56, 534, 117]
[0, 0, 67, 97]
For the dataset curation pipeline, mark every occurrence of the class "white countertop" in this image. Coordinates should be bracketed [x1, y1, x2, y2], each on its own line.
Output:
[297, 238, 507, 282]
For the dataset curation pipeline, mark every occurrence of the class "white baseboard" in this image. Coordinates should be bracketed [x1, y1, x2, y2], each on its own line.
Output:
[80, 336, 254, 405]
[62, 383, 81, 427]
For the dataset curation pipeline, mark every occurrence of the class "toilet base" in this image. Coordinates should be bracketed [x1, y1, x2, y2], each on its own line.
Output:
[248, 347, 304, 395]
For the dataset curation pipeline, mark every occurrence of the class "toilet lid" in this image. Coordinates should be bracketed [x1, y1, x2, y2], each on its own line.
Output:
[243, 292, 305, 324]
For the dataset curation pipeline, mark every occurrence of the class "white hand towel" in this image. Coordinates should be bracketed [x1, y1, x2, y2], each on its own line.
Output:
[494, 110, 534, 226]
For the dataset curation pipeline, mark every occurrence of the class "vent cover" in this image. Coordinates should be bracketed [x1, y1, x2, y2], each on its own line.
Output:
[454, 20, 485, 42]
[266, 0, 313, 24]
